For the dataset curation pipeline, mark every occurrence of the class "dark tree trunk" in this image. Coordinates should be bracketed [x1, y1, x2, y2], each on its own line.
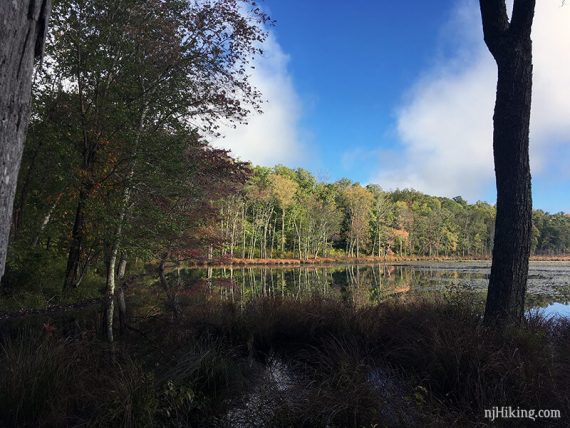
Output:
[0, 0, 51, 279]
[63, 187, 88, 290]
[480, 0, 535, 325]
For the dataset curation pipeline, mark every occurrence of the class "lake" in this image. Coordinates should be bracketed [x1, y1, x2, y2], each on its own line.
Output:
[171, 261, 570, 318]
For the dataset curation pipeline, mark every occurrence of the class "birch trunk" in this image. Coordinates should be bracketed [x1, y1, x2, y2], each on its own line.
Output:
[104, 104, 147, 341]
[104, 243, 118, 343]
[117, 255, 127, 331]
[32, 194, 61, 246]
[281, 209, 285, 255]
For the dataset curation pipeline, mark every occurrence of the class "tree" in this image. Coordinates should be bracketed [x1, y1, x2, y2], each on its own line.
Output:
[43, 0, 270, 290]
[343, 185, 373, 258]
[367, 184, 391, 257]
[0, 0, 51, 279]
[270, 173, 298, 255]
[479, 0, 536, 325]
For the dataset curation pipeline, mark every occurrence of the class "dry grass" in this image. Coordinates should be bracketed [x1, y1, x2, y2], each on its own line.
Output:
[1, 296, 568, 427]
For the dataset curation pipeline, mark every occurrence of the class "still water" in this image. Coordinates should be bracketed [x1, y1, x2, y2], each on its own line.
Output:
[171, 261, 570, 318]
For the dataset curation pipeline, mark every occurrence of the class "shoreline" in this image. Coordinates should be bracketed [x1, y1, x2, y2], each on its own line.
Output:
[182, 255, 570, 268]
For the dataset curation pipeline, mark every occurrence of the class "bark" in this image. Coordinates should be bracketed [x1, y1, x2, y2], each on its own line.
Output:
[0, 0, 51, 279]
[241, 204, 246, 259]
[480, 0, 535, 325]
[281, 209, 285, 255]
[158, 259, 169, 291]
[230, 211, 237, 258]
[32, 193, 61, 246]
[117, 255, 127, 332]
[158, 257, 180, 318]
[118, 256, 127, 279]
[104, 102, 147, 332]
[270, 217, 276, 259]
[104, 242, 118, 343]
[63, 187, 89, 290]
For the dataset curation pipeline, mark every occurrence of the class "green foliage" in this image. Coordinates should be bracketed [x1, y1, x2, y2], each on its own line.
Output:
[218, 166, 570, 260]
[6, 0, 267, 295]
[3, 246, 65, 294]
[1, 244, 103, 312]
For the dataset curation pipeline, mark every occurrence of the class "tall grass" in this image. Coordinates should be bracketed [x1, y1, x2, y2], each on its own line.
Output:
[1, 296, 568, 426]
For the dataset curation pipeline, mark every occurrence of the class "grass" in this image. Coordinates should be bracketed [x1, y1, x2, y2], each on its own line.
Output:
[0, 294, 569, 427]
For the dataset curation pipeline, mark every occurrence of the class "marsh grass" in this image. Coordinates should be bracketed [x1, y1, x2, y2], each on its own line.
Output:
[0, 296, 568, 427]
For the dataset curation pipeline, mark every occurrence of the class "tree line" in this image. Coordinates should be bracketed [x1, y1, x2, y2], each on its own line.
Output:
[216, 166, 570, 261]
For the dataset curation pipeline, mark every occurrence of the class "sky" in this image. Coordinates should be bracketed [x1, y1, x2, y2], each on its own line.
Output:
[214, 0, 570, 213]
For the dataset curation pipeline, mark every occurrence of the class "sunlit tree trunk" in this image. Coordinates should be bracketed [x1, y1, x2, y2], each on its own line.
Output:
[281, 209, 286, 255]
[104, 240, 119, 343]
[241, 204, 246, 259]
[32, 193, 61, 246]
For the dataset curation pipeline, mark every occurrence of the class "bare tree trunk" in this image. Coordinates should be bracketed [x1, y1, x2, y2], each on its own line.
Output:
[480, 0, 535, 325]
[32, 193, 61, 246]
[241, 203, 246, 259]
[281, 209, 286, 256]
[270, 217, 276, 259]
[104, 242, 118, 343]
[230, 212, 237, 258]
[0, 0, 51, 279]
[102, 100, 147, 338]
[63, 187, 89, 290]
[116, 255, 127, 331]
[158, 256, 180, 318]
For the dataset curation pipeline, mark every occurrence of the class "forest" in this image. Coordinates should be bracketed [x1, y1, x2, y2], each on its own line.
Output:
[11, 143, 570, 290]
[1, 0, 570, 426]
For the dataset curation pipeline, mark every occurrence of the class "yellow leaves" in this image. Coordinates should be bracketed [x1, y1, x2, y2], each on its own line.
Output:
[269, 174, 298, 209]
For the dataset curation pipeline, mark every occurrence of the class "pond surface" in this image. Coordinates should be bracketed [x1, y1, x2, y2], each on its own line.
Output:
[171, 261, 570, 317]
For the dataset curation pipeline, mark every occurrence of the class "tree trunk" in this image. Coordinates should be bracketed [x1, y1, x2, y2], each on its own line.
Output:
[104, 242, 118, 343]
[281, 209, 285, 255]
[480, 0, 535, 325]
[0, 0, 51, 279]
[158, 256, 180, 318]
[270, 217, 276, 259]
[32, 193, 61, 246]
[117, 255, 127, 332]
[241, 204, 246, 259]
[230, 212, 237, 258]
[63, 187, 89, 290]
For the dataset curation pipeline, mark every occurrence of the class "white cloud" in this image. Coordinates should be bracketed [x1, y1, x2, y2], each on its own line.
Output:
[374, 0, 570, 201]
[213, 33, 304, 166]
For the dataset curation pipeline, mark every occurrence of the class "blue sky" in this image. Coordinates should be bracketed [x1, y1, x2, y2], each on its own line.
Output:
[215, 0, 570, 213]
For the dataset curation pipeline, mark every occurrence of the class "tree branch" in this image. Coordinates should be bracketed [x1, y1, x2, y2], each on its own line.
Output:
[510, 0, 536, 39]
[479, 0, 510, 55]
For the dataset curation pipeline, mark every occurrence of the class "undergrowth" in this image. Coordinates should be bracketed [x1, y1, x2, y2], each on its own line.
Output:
[0, 296, 568, 427]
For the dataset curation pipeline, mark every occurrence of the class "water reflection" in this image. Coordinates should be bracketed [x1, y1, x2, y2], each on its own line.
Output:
[540, 302, 570, 318]
[165, 262, 570, 314]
